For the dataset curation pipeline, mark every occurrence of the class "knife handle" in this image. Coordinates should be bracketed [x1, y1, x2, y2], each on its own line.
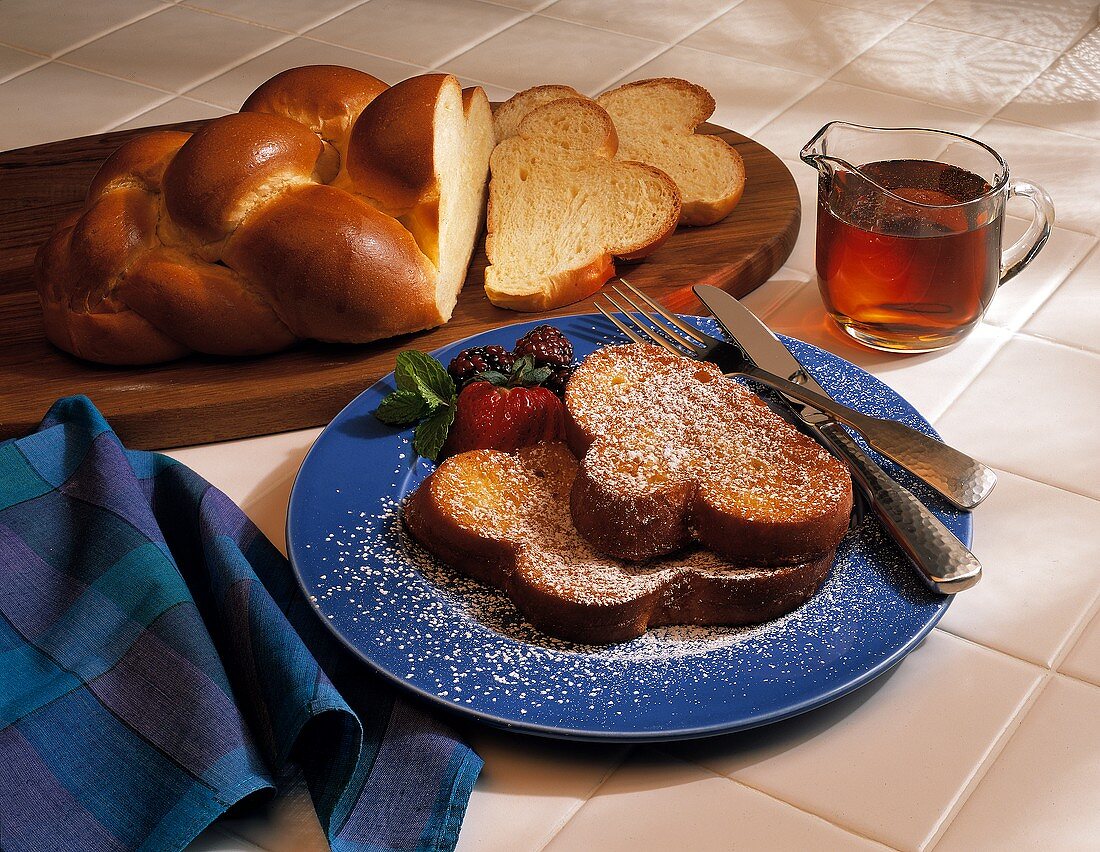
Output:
[739, 365, 997, 511]
[816, 420, 983, 595]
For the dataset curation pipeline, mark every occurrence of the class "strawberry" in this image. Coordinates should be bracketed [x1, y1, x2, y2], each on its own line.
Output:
[444, 381, 565, 457]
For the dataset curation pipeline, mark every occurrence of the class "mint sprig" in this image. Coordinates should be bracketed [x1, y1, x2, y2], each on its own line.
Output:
[375, 350, 457, 461]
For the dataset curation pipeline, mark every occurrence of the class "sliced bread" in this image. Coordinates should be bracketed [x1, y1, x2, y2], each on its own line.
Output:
[493, 78, 745, 227]
[492, 84, 583, 143]
[597, 78, 744, 226]
[484, 98, 680, 312]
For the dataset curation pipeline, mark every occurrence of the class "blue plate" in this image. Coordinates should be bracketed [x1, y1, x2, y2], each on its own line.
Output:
[287, 315, 968, 741]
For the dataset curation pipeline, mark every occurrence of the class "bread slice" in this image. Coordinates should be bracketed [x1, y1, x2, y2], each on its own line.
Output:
[494, 78, 745, 227]
[405, 442, 837, 645]
[484, 98, 680, 311]
[565, 343, 853, 564]
[493, 84, 584, 143]
[597, 79, 744, 226]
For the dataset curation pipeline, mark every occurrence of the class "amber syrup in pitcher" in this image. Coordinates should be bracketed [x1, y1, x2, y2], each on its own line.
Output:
[816, 159, 1001, 346]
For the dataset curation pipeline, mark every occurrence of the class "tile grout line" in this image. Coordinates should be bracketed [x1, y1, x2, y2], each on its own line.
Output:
[0, 1, 168, 63]
[428, 0, 747, 100]
[538, 745, 905, 852]
[1012, 325, 1100, 359]
[531, 744, 636, 852]
[984, 463, 1099, 506]
[921, 671, 1051, 850]
[56, 0, 412, 117]
[532, 3, 738, 49]
[172, 0, 372, 36]
[981, 237, 1100, 338]
[584, 1, 759, 96]
[1056, 666, 1100, 692]
[823, 21, 1063, 122]
[425, 6, 547, 73]
[0, 53, 51, 87]
[925, 327, 1013, 427]
[478, 0, 558, 11]
[0, 40, 53, 60]
[982, 109, 1100, 148]
[872, 14, 1087, 52]
[665, 750, 903, 850]
[933, 319, 1100, 438]
[922, 588, 1100, 848]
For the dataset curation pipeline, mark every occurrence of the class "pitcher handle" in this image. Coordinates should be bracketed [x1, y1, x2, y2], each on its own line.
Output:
[1000, 179, 1055, 285]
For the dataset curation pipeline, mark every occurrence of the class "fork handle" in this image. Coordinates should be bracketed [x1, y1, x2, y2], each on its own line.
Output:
[735, 364, 997, 511]
[816, 421, 982, 594]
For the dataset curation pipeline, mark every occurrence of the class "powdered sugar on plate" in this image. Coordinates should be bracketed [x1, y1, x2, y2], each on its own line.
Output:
[290, 315, 966, 739]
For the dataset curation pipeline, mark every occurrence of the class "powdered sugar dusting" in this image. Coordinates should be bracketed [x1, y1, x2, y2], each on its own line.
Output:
[294, 316, 962, 737]
[569, 344, 852, 521]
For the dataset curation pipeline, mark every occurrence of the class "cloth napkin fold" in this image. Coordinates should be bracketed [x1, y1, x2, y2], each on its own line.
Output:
[0, 396, 481, 852]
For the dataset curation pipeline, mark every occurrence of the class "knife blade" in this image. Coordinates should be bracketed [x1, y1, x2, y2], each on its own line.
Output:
[693, 284, 982, 594]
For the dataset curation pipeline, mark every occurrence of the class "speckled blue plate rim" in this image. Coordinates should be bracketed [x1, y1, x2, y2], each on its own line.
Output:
[286, 313, 969, 742]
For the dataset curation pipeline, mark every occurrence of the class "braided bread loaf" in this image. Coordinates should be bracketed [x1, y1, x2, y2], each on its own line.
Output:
[35, 66, 495, 364]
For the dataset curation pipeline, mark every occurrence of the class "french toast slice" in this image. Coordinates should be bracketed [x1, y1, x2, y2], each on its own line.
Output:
[405, 442, 837, 645]
[565, 344, 853, 565]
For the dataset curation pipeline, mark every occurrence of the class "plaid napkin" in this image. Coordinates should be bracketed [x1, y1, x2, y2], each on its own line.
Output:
[0, 396, 481, 852]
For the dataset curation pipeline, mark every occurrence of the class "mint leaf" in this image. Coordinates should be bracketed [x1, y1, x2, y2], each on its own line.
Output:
[374, 389, 430, 425]
[395, 350, 455, 408]
[413, 405, 455, 461]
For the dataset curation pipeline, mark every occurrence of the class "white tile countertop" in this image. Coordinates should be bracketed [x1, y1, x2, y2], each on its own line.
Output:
[3, 1, 1099, 850]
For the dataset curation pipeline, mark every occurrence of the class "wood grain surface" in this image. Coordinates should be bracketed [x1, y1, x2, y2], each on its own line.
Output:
[0, 117, 800, 449]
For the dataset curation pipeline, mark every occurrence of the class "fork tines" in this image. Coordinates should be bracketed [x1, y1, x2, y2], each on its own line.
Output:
[596, 278, 707, 357]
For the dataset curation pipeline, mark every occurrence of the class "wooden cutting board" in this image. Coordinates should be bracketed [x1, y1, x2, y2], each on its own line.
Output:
[0, 118, 800, 449]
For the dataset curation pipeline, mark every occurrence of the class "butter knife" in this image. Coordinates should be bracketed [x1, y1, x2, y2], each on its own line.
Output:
[693, 284, 983, 594]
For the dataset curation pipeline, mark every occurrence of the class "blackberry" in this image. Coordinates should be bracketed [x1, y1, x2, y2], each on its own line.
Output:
[543, 364, 575, 398]
[447, 345, 516, 389]
[514, 325, 573, 367]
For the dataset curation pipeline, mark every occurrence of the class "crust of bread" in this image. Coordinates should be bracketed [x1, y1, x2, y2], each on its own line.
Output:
[87, 130, 192, 201]
[347, 73, 450, 217]
[223, 183, 441, 341]
[492, 84, 584, 142]
[162, 112, 324, 250]
[241, 64, 387, 147]
[405, 442, 838, 645]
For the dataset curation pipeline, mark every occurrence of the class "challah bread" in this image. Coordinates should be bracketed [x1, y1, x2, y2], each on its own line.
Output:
[494, 78, 744, 227]
[597, 79, 744, 226]
[242, 64, 388, 190]
[492, 84, 583, 142]
[34, 67, 494, 364]
[405, 441, 837, 644]
[484, 98, 680, 312]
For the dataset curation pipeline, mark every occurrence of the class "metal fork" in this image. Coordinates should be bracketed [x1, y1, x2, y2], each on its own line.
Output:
[595, 281, 995, 512]
[594, 282, 984, 594]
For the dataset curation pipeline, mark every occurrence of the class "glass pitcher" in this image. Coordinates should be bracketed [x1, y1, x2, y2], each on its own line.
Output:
[801, 122, 1054, 352]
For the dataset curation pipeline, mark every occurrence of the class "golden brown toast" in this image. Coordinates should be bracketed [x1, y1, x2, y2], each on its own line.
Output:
[405, 443, 837, 645]
[565, 344, 853, 565]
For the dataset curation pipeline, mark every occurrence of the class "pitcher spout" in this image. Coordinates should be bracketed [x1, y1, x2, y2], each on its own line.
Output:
[800, 120, 859, 176]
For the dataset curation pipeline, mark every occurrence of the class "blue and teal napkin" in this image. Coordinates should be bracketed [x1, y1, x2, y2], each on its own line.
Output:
[0, 396, 481, 851]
